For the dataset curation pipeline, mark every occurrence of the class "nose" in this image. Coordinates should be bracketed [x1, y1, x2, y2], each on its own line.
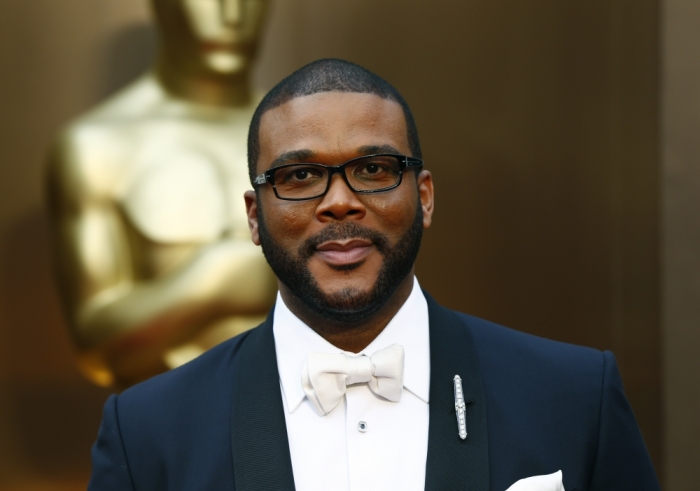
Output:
[315, 174, 366, 222]
[220, 0, 243, 25]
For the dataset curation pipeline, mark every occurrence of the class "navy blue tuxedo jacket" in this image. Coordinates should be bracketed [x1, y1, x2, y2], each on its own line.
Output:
[89, 293, 660, 490]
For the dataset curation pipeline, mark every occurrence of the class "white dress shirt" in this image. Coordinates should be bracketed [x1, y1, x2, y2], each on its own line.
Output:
[273, 277, 431, 491]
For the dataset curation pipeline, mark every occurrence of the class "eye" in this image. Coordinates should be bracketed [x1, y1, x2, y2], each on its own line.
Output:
[354, 160, 393, 178]
[293, 169, 310, 180]
[275, 165, 325, 186]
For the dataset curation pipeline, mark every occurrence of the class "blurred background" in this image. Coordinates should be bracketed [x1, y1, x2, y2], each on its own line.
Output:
[0, 0, 697, 489]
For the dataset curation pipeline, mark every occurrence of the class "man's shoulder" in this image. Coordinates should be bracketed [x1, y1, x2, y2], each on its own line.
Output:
[444, 307, 608, 388]
[456, 310, 602, 360]
[95, 325, 263, 483]
[116, 327, 255, 419]
[430, 309, 656, 490]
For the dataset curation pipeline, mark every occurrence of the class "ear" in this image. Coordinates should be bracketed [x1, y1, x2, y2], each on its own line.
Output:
[244, 190, 261, 245]
[416, 170, 434, 229]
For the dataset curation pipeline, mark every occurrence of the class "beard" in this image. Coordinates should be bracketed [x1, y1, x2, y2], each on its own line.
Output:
[257, 198, 424, 323]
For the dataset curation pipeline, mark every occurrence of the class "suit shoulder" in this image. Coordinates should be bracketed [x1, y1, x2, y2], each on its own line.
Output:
[117, 329, 251, 415]
[451, 311, 607, 387]
[101, 324, 259, 487]
[458, 311, 602, 360]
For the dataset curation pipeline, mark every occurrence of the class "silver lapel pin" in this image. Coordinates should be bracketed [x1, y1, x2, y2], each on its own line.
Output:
[453, 375, 467, 440]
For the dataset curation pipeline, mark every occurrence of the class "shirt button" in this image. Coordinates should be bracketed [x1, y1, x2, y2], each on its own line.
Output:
[357, 421, 368, 433]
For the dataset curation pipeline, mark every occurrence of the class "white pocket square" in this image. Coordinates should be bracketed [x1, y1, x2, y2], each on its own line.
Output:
[505, 470, 564, 491]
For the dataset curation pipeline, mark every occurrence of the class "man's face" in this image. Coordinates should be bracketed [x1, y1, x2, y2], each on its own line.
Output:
[155, 0, 268, 74]
[245, 92, 434, 322]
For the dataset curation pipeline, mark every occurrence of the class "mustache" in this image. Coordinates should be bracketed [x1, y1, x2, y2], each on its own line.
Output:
[300, 223, 391, 260]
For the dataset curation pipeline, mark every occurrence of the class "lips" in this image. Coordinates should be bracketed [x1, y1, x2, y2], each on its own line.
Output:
[314, 239, 373, 266]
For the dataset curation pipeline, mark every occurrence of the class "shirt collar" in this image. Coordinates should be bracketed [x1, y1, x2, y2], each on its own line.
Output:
[273, 276, 431, 414]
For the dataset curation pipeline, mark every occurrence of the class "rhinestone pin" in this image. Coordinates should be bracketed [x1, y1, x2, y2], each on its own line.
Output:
[453, 375, 467, 440]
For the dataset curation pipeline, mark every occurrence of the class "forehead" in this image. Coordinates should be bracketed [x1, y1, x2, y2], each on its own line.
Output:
[257, 92, 409, 169]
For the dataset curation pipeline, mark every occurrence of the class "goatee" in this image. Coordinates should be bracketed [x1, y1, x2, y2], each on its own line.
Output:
[257, 199, 423, 323]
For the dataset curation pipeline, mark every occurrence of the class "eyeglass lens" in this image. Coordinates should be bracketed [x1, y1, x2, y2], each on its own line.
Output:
[272, 155, 402, 199]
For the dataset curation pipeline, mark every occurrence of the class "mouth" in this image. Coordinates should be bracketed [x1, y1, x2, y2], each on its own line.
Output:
[314, 239, 374, 267]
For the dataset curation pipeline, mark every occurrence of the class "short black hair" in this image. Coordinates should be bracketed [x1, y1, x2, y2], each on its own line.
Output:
[247, 58, 421, 184]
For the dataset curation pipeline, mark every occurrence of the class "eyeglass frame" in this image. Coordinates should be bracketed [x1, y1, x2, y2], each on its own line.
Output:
[252, 153, 424, 201]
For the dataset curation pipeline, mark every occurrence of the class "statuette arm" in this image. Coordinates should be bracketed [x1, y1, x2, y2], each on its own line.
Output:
[46, 136, 276, 387]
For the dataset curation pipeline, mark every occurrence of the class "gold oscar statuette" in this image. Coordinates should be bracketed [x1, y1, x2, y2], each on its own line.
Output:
[45, 0, 277, 389]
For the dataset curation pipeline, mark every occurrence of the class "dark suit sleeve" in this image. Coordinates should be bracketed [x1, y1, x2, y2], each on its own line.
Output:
[88, 394, 136, 491]
[589, 351, 660, 490]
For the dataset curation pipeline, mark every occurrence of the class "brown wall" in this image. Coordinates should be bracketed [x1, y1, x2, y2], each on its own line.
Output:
[0, 0, 669, 489]
[662, 1, 700, 489]
[0, 2, 154, 489]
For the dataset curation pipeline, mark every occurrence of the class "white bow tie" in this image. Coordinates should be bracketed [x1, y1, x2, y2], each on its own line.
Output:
[301, 344, 405, 416]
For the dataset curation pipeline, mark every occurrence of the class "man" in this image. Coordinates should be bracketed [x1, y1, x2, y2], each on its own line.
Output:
[89, 59, 660, 490]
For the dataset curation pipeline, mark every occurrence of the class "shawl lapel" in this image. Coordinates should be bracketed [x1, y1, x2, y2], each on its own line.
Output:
[229, 293, 489, 490]
[230, 310, 296, 490]
[424, 292, 490, 491]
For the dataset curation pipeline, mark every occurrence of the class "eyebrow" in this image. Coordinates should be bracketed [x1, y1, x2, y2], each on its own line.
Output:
[268, 144, 403, 169]
[269, 149, 316, 168]
[357, 144, 402, 155]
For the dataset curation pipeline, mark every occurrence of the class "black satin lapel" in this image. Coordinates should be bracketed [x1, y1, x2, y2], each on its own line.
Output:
[230, 310, 296, 490]
[424, 292, 489, 491]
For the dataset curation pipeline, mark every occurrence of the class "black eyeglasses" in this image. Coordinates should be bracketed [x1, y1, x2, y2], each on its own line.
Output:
[253, 154, 424, 201]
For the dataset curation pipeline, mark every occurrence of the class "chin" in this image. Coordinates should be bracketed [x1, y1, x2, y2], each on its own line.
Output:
[321, 282, 373, 300]
[316, 264, 377, 291]
[315, 287, 384, 324]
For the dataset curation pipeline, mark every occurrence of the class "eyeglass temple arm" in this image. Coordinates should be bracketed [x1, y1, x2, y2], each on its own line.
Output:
[405, 157, 424, 168]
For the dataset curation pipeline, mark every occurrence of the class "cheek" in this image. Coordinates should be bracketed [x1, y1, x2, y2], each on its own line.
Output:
[365, 191, 418, 238]
[265, 200, 316, 241]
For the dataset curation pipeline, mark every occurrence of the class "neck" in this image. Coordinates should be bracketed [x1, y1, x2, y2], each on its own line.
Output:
[155, 56, 253, 108]
[279, 272, 415, 353]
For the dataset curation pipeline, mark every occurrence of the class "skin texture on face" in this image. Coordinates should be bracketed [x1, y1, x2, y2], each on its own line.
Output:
[245, 92, 434, 352]
[256, 194, 424, 324]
